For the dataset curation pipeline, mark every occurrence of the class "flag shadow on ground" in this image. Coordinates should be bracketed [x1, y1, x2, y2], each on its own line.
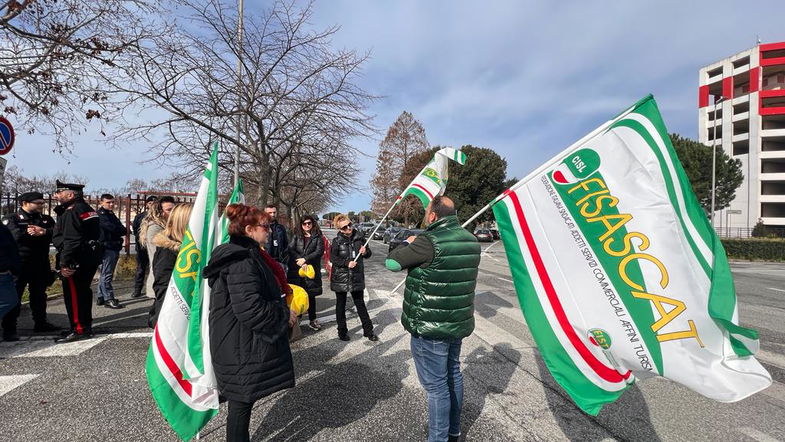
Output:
[535, 355, 661, 441]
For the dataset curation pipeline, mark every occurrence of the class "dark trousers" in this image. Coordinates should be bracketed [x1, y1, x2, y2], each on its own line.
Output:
[2, 262, 50, 334]
[226, 400, 255, 442]
[133, 246, 149, 296]
[307, 292, 317, 322]
[335, 290, 373, 336]
[97, 249, 120, 301]
[62, 262, 99, 335]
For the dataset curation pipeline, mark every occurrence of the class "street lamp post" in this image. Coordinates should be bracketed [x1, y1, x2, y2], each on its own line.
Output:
[710, 96, 725, 229]
[234, 0, 244, 186]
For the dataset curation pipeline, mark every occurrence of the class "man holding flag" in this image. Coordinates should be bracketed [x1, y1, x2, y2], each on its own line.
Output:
[385, 196, 481, 442]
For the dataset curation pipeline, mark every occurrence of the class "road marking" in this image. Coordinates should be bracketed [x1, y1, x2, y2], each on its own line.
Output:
[0, 374, 39, 398]
[498, 277, 514, 284]
[736, 427, 780, 442]
[757, 349, 785, 370]
[768, 288, 785, 293]
[0, 331, 154, 359]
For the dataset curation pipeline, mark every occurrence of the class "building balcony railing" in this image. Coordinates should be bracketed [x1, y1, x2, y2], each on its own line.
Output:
[761, 128, 785, 137]
[732, 112, 749, 122]
[761, 172, 785, 181]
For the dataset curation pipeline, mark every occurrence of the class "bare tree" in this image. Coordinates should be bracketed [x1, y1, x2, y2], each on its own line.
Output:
[1, 0, 159, 153]
[104, 0, 377, 215]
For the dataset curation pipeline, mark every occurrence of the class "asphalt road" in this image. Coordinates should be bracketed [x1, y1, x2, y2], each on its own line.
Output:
[0, 230, 783, 441]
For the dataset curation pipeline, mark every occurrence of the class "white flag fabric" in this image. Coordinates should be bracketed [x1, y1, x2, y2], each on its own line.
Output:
[492, 95, 771, 415]
[399, 147, 466, 209]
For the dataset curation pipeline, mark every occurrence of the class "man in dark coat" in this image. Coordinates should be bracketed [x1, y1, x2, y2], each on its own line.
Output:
[52, 180, 102, 343]
[131, 195, 156, 298]
[0, 222, 20, 332]
[96, 194, 126, 309]
[329, 215, 377, 342]
[1, 191, 60, 340]
[264, 204, 289, 270]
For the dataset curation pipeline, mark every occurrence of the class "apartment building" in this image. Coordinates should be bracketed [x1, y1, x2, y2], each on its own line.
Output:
[698, 42, 785, 231]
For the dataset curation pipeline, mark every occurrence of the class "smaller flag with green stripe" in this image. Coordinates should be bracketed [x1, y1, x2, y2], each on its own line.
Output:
[491, 95, 771, 415]
[399, 147, 466, 208]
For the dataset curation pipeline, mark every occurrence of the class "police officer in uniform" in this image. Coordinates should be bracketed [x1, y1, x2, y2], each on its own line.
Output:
[1, 192, 60, 341]
[52, 181, 102, 343]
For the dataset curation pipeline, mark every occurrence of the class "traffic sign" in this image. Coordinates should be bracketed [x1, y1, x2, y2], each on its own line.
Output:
[0, 116, 14, 155]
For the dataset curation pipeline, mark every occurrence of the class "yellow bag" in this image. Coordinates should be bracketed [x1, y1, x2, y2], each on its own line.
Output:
[286, 284, 310, 316]
[298, 264, 316, 280]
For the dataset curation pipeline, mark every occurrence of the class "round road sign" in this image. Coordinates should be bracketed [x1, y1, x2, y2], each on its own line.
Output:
[0, 116, 14, 155]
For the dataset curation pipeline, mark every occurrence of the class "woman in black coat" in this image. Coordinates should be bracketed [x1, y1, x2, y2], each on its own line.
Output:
[330, 214, 377, 342]
[203, 204, 297, 442]
[286, 214, 325, 331]
[148, 203, 193, 328]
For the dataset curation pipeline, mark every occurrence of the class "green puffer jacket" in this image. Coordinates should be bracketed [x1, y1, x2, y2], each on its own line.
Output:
[401, 215, 481, 339]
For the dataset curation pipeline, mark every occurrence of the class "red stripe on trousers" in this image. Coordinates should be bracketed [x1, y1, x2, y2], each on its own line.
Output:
[507, 190, 630, 382]
[66, 277, 84, 334]
[154, 328, 193, 396]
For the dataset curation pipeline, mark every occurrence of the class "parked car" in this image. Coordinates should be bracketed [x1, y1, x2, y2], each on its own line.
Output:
[358, 222, 376, 237]
[474, 228, 494, 243]
[383, 226, 402, 244]
[372, 227, 386, 240]
[388, 229, 424, 252]
[489, 229, 500, 240]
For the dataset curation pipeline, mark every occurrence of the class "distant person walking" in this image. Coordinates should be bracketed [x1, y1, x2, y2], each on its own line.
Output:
[148, 203, 193, 328]
[286, 214, 325, 331]
[264, 204, 289, 271]
[329, 214, 377, 342]
[96, 194, 127, 309]
[385, 196, 480, 442]
[132, 195, 157, 298]
[204, 204, 296, 442]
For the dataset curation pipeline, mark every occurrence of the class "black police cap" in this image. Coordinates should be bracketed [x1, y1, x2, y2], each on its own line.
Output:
[55, 180, 85, 192]
[18, 192, 44, 203]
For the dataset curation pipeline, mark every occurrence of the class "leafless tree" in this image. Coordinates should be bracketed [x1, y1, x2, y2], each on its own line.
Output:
[0, 0, 159, 153]
[104, 0, 377, 215]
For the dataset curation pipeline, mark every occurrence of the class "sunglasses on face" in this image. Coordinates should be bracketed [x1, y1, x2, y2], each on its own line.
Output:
[257, 223, 271, 231]
[340, 223, 353, 231]
[302, 221, 313, 226]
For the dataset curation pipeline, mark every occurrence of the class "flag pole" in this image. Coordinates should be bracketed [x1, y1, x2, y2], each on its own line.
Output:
[233, 0, 245, 186]
[353, 159, 435, 262]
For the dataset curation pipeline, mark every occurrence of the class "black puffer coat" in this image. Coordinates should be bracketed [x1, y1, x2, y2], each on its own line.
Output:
[286, 233, 324, 296]
[148, 233, 180, 328]
[203, 235, 294, 403]
[330, 229, 371, 293]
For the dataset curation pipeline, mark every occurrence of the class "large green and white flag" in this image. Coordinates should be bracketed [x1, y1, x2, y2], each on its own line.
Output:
[145, 144, 221, 440]
[220, 179, 245, 244]
[399, 147, 466, 209]
[492, 96, 771, 415]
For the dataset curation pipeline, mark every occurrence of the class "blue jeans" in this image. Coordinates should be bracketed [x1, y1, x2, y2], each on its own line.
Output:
[410, 335, 464, 442]
[97, 249, 120, 301]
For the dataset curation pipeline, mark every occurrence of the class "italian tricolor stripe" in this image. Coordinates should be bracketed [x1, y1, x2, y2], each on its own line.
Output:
[399, 147, 466, 209]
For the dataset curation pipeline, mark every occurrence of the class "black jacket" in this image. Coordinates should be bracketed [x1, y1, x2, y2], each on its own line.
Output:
[98, 207, 128, 251]
[287, 233, 324, 296]
[52, 197, 101, 270]
[0, 222, 20, 275]
[203, 235, 294, 403]
[148, 233, 180, 328]
[132, 210, 147, 246]
[330, 229, 371, 293]
[265, 222, 289, 264]
[2, 209, 54, 265]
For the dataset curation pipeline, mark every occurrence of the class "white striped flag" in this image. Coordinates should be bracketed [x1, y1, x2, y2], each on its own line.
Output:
[491, 95, 771, 415]
[399, 147, 466, 209]
[145, 144, 222, 440]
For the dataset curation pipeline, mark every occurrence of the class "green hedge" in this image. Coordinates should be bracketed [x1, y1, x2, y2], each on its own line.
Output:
[721, 238, 785, 261]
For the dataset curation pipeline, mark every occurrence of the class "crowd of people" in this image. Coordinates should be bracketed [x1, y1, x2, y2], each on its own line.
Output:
[0, 182, 481, 442]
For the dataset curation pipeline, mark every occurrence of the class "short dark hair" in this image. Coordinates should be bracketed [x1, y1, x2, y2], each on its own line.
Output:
[430, 196, 456, 218]
[100, 193, 114, 201]
[159, 196, 176, 205]
[265, 204, 277, 210]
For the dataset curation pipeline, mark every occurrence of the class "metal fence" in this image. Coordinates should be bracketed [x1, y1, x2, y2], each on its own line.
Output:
[0, 191, 198, 254]
[715, 226, 785, 239]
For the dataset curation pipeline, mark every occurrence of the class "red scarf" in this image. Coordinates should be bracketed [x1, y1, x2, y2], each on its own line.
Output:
[258, 247, 292, 295]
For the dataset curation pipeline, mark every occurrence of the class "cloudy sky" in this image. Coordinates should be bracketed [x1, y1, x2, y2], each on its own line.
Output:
[6, 1, 784, 213]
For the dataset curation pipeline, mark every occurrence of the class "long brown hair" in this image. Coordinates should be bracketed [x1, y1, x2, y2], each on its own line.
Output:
[295, 214, 322, 238]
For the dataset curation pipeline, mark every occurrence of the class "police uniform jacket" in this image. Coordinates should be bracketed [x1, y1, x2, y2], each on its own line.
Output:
[2, 209, 54, 265]
[52, 197, 101, 270]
